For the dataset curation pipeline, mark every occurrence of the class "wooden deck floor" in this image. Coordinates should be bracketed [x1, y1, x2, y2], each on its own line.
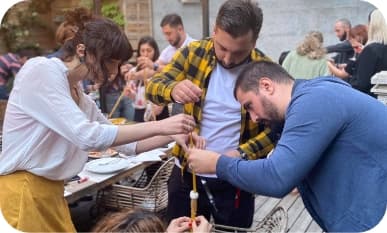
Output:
[254, 193, 323, 233]
[70, 189, 324, 232]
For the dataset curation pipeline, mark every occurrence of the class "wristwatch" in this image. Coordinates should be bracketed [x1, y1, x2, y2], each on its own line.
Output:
[153, 63, 159, 71]
[237, 148, 247, 160]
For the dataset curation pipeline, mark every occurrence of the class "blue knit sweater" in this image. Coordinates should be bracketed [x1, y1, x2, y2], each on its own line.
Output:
[217, 77, 387, 232]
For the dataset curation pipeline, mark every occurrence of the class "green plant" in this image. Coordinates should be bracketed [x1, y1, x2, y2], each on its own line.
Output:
[0, 0, 51, 51]
[101, 3, 125, 28]
[79, 0, 94, 10]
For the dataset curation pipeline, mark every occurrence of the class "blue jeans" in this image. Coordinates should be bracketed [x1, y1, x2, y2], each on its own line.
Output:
[105, 92, 134, 121]
[0, 85, 9, 100]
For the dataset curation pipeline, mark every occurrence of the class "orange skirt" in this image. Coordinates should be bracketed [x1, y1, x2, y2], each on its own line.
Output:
[0, 171, 76, 232]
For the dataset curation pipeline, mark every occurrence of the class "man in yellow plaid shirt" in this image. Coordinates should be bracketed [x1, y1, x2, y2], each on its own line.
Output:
[146, 0, 280, 228]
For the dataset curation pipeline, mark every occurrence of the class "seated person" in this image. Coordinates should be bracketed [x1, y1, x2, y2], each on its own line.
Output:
[91, 208, 212, 233]
[0, 47, 39, 99]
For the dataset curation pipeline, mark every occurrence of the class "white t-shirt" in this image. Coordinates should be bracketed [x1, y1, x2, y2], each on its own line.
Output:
[0, 57, 136, 180]
[197, 62, 248, 177]
[158, 34, 195, 64]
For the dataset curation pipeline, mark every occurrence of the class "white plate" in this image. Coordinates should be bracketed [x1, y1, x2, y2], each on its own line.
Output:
[85, 158, 132, 174]
[133, 149, 164, 162]
[158, 141, 176, 152]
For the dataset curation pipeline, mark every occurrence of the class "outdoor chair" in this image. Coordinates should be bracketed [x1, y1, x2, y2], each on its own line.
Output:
[96, 156, 174, 214]
[213, 206, 288, 233]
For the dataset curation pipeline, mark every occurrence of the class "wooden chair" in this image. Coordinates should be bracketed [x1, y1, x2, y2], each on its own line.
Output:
[213, 206, 288, 233]
[96, 157, 175, 214]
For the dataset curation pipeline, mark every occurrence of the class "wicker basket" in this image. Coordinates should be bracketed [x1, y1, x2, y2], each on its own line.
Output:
[96, 157, 175, 213]
[213, 206, 288, 233]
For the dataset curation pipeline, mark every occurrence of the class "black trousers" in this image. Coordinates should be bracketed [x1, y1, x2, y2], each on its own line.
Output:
[167, 165, 255, 228]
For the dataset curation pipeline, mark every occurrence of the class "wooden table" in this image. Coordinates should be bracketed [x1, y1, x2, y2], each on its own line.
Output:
[64, 144, 174, 204]
[64, 161, 154, 204]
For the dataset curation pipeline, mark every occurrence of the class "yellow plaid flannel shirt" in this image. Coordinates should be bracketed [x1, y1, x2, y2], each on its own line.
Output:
[146, 38, 276, 168]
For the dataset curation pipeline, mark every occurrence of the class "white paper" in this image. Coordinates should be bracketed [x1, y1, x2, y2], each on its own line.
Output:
[64, 190, 72, 197]
[79, 161, 140, 183]
[78, 169, 116, 183]
[132, 149, 165, 162]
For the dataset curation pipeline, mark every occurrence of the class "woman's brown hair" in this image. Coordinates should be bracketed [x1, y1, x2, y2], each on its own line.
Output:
[349, 24, 368, 45]
[55, 8, 93, 46]
[60, 8, 133, 85]
[91, 208, 166, 233]
[136, 36, 160, 62]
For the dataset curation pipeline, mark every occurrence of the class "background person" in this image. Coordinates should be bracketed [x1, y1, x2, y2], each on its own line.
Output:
[92, 208, 212, 233]
[187, 61, 387, 232]
[123, 36, 168, 122]
[156, 13, 195, 70]
[156, 13, 196, 115]
[325, 18, 354, 65]
[347, 9, 387, 97]
[0, 47, 39, 99]
[282, 31, 329, 79]
[99, 71, 135, 121]
[327, 24, 368, 79]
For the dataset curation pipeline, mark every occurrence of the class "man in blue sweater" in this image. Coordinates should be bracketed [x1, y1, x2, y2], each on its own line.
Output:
[187, 61, 387, 232]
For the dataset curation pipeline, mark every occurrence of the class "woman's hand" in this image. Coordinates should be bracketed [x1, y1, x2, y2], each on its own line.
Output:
[171, 132, 206, 152]
[152, 104, 164, 116]
[123, 81, 136, 100]
[166, 216, 212, 233]
[166, 216, 191, 233]
[124, 68, 154, 81]
[120, 63, 133, 76]
[137, 56, 154, 70]
[124, 69, 138, 81]
[192, 216, 212, 233]
[156, 114, 196, 135]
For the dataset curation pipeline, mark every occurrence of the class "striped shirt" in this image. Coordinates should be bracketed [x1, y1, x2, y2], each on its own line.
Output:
[0, 53, 22, 85]
[146, 38, 276, 168]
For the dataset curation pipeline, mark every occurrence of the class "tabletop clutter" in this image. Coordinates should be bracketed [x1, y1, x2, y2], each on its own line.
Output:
[64, 142, 176, 213]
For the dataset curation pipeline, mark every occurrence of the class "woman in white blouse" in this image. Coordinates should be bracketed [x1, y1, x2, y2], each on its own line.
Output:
[0, 9, 200, 233]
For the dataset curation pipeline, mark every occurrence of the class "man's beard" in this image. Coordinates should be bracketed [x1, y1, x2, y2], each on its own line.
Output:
[171, 34, 182, 47]
[260, 95, 283, 126]
[216, 55, 250, 70]
[339, 31, 347, 41]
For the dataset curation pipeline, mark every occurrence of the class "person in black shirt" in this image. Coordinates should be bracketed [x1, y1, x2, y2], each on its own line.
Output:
[326, 18, 354, 64]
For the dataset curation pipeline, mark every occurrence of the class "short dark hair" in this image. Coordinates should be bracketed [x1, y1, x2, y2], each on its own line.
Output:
[337, 18, 351, 29]
[160, 13, 183, 28]
[216, 0, 263, 41]
[234, 61, 294, 98]
[137, 36, 160, 62]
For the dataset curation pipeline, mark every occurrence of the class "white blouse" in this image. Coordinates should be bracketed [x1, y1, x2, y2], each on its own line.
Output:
[0, 57, 136, 180]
